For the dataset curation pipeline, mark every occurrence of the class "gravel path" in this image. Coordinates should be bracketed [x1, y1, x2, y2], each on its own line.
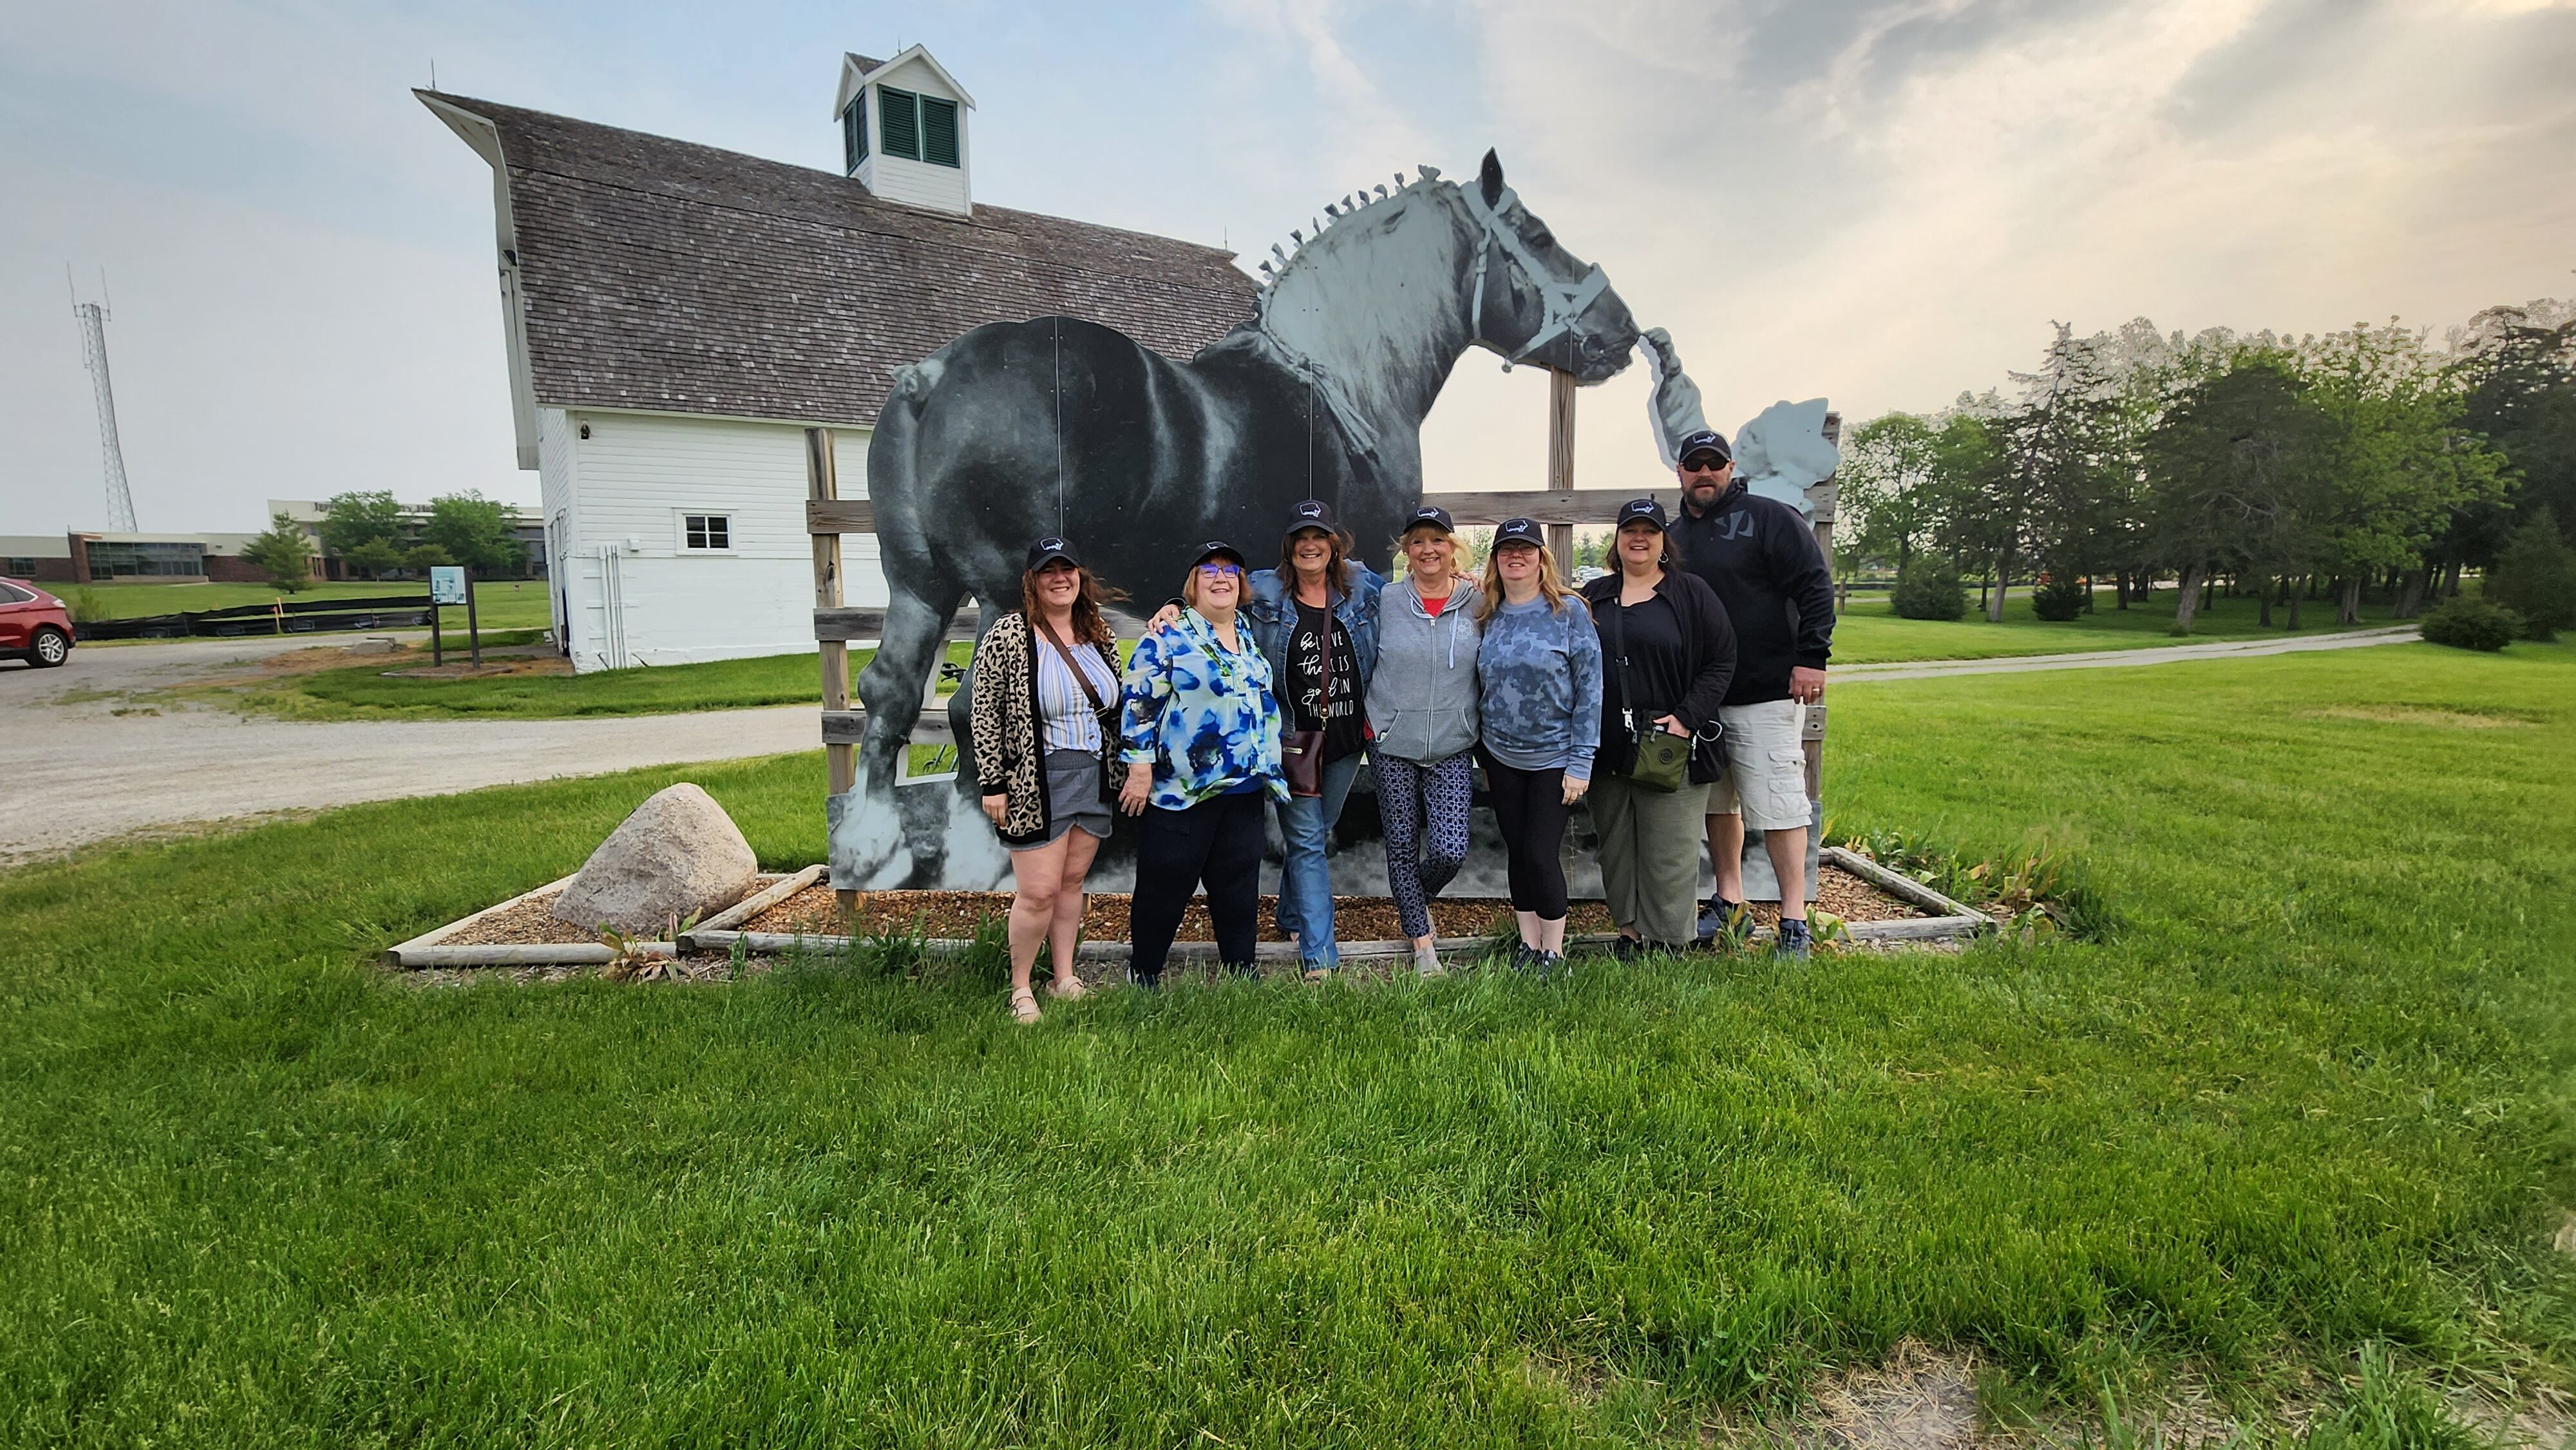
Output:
[0, 625, 2421, 867]
[0, 636, 814, 865]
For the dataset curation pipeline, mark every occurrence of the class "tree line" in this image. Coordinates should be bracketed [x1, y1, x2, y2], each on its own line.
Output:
[1835, 300, 2576, 634]
[242, 490, 533, 592]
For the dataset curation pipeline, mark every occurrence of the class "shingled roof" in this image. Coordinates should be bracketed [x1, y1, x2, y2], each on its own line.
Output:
[420, 91, 1258, 429]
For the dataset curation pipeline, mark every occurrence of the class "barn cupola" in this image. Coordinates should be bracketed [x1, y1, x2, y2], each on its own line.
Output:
[835, 45, 976, 216]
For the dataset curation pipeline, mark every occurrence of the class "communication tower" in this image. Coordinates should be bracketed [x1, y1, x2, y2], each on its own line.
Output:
[70, 272, 139, 532]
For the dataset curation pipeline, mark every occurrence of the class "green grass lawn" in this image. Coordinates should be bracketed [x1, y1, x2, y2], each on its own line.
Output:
[1832, 586, 2391, 664]
[8, 646, 2569, 1444]
[235, 642, 979, 720]
[68, 578, 555, 634]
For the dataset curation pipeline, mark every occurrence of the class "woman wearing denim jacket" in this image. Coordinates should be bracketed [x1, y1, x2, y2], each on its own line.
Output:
[1118, 540, 1287, 986]
[1242, 499, 1386, 979]
[1153, 499, 1386, 980]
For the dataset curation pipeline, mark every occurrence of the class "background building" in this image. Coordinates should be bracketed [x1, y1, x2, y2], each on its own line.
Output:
[421, 44, 1257, 672]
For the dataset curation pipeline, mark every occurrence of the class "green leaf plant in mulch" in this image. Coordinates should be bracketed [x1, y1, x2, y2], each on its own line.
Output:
[596, 911, 699, 983]
[1830, 822, 2118, 943]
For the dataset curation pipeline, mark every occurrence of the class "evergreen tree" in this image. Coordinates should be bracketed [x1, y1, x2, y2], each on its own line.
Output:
[242, 514, 314, 594]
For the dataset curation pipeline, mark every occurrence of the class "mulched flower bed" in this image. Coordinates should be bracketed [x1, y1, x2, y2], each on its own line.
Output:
[438, 889, 614, 947]
[739, 863, 1922, 943]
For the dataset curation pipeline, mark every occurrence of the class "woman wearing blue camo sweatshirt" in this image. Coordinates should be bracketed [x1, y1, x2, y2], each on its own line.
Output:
[1473, 518, 1602, 972]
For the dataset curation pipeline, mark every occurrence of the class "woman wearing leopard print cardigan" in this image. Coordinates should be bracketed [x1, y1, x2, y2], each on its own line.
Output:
[972, 536, 1124, 1024]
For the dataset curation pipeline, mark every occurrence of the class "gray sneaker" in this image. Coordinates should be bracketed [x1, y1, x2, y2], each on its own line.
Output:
[1774, 918, 1813, 961]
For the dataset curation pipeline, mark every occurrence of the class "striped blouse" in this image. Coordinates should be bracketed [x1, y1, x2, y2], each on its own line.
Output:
[1034, 630, 1121, 754]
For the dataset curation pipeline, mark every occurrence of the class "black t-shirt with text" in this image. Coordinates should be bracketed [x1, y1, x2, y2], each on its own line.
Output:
[1289, 601, 1366, 761]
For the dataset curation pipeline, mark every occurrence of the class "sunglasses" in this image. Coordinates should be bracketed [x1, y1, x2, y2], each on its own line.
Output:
[1196, 562, 1243, 578]
[1680, 456, 1730, 473]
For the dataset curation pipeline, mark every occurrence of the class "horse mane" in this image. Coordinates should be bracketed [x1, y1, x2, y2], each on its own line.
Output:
[1250, 164, 1453, 311]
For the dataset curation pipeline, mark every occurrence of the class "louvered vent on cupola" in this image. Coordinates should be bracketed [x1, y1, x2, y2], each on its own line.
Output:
[833, 44, 976, 216]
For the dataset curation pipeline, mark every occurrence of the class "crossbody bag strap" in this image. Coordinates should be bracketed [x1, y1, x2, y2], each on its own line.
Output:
[1607, 592, 1638, 734]
[1035, 615, 1110, 715]
[1312, 605, 1333, 729]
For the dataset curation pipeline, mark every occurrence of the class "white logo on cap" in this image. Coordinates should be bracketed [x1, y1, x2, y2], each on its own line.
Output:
[1299, 503, 1321, 516]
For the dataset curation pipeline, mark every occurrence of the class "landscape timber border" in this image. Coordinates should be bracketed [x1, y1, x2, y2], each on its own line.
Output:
[672, 852, 1989, 963]
[381, 871, 797, 968]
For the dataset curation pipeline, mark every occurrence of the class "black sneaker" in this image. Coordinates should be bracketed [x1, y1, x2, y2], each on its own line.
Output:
[1698, 897, 1751, 946]
[1774, 918, 1813, 961]
[1535, 950, 1567, 980]
[1611, 936, 1644, 962]
[1132, 970, 1162, 992]
[1509, 943, 1540, 972]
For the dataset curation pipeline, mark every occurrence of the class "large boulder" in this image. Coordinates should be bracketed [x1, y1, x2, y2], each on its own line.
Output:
[551, 783, 759, 935]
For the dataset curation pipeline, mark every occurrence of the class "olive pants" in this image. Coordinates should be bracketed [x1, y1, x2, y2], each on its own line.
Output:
[1589, 773, 1706, 948]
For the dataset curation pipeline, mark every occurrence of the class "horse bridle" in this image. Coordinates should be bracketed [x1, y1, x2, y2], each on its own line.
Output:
[1458, 184, 1610, 370]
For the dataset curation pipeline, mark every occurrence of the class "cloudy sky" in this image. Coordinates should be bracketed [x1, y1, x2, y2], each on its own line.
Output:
[4, 0, 2571, 535]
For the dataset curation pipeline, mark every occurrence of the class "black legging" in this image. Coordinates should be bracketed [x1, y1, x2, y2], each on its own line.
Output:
[1127, 790, 1267, 980]
[1481, 755, 1571, 921]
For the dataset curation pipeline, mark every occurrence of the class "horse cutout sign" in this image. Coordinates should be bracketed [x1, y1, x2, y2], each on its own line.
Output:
[831, 149, 1642, 890]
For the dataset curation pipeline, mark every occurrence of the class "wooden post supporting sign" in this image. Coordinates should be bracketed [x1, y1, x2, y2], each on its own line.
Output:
[1546, 370, 1577, 582]
[806, 428, 860, 918]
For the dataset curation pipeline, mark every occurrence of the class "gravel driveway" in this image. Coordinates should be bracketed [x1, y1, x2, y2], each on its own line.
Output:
[0, 636, 816, 865]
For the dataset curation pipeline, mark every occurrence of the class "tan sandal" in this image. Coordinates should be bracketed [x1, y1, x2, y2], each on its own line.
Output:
[1047, 977, 1088, 1002]
[1009, 987, 1041, 1024]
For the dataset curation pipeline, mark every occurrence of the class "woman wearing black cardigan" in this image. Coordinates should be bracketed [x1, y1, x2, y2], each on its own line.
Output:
[1578, 499, 1736, 954]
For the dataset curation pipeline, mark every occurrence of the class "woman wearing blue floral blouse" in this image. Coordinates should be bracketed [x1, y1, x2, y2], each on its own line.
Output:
[1117, 540, 1287, 987]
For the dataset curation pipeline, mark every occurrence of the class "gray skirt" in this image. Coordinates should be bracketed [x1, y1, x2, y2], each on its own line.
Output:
[1012, 748, 1113, 850]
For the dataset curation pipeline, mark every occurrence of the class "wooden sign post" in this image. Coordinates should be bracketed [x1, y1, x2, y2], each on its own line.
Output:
[1546, 370, 1577, 581]
[806, 428, 860, 918]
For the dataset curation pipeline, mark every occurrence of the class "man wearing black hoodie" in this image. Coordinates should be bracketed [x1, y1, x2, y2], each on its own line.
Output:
[1666, 428, 1836, 957]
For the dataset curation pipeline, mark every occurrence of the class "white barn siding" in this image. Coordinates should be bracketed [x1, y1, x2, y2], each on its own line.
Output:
[551, 410, 885, 672]
[536, 408, 582, 647]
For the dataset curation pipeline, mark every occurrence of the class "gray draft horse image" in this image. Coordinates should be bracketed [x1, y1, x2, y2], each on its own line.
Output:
[842, 150, 1640, 887]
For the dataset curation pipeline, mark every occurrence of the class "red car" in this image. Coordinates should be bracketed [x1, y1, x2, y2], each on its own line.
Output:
[0, 578, 75, 668]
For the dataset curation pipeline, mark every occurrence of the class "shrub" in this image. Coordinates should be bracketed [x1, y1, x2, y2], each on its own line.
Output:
[59, 587, 112, 625]
[2486, 508, 2573, 641]
[2031, 574, 2088, 621]
[2419, 597, 2522, 652]
[1891, 558, 1967, 621]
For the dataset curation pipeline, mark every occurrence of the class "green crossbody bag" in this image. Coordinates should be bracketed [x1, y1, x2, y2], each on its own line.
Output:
[1608, 596, 1690, 794]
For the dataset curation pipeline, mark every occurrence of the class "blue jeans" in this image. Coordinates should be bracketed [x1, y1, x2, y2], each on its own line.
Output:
[1273, 751, 1365, 968]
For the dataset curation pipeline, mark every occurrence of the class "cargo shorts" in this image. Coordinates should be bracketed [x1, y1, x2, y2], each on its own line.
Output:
[1705, 699, 1812, 831]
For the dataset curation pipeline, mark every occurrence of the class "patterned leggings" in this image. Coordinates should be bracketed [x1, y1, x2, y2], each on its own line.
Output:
[1372, 753, 1473, 940]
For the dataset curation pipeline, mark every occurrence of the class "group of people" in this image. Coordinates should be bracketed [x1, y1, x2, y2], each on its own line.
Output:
[968, 429, 1837, 1024]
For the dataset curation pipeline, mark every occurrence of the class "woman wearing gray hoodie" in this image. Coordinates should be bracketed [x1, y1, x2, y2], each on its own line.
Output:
[1366, 505, 1482, 976]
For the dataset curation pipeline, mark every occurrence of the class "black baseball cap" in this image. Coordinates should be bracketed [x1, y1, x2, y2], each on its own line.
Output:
[1283, 498, 1342, 543]
[1493, 517, 1545, 549]
[1025, 534, 1081, 571]
[1615, 498, 1670, 531]
[1676, 429, 1732, 467]
[1401, 504, 1455, 535]
[1189, 539, 1247, 569]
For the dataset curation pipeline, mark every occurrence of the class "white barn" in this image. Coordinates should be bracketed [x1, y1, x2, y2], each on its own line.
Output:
[421, 47, 1255, 671]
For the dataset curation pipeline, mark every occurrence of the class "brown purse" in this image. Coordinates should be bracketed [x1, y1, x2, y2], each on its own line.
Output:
[1279, 610, 1332, 798]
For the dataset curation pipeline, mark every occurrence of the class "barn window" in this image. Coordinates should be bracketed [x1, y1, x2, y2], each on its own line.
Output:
[683, 514, 731, 551]
[879, 86, 920, 161]
[842, 98, 868, 173]
[920, 96, 959, 167]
